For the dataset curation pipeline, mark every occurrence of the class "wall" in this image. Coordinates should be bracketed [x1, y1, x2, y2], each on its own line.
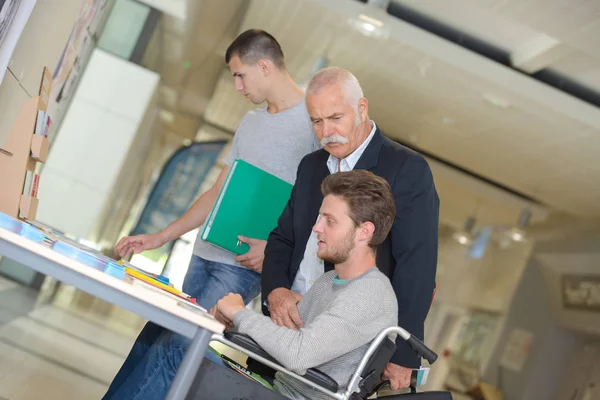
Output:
[424, 231, 533, 391]
[435, 234, 532, 313]
[0, 0, 84, 146]
[89, 82, 162, 250]
[478, 232, 600, 400]
[535, 234, 600, 337]
[482, 259, 578, 400]
[36, 48, 160, 240]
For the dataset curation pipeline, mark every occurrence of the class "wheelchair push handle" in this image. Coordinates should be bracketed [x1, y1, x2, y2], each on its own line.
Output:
[406, 334, 437, 364]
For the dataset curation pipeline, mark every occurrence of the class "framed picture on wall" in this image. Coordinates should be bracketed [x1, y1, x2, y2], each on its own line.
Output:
[562, 274, 600, 312]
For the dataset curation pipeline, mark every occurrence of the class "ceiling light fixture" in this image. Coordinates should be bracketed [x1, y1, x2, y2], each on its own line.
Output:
[347, 13, 390, 39]
[509, 208, 531, 242]
[453, 216, 476, 246]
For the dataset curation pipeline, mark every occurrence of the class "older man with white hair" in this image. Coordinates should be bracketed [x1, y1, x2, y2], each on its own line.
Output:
[261, 67, 440, 390]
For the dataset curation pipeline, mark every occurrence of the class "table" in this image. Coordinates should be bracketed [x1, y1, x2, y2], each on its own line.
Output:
[0, 218, 224, 400]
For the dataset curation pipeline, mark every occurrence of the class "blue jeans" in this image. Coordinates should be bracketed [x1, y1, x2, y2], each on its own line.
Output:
[103, 255, 261, 400]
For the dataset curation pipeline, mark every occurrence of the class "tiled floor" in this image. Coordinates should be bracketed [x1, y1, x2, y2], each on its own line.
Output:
[0, 275, 145, 400]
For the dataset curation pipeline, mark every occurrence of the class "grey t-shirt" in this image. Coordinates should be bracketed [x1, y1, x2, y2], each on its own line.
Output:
[193, 100, 320, 266]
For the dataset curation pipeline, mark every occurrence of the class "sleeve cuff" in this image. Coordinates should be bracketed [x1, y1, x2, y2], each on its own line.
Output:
[391, 339, 421, 368]
[233, 309, 255, 328]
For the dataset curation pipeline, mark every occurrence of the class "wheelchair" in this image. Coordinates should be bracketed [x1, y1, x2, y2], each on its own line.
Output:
[186, 326, 452, 399]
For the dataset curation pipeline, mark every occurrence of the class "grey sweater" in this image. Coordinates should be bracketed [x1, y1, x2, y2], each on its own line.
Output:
[233, 267, 398, 400]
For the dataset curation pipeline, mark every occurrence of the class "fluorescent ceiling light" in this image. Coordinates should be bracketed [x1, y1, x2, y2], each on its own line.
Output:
[347, 13, 390, 39]
[359, 14, 384, 27]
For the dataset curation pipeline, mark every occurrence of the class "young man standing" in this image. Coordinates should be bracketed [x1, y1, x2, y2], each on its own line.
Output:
[104, 29, 319, 400]
[212, 170, 399, 400]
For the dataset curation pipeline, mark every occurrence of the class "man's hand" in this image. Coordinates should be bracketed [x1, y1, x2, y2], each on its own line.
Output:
[382, 363, 412, 391]
[114, 233, 166, 258]
[209, 305, 234, 330]
[235, 236, 266, 272]
[267, 288, 304, 330]
[210, 293, 246, 328]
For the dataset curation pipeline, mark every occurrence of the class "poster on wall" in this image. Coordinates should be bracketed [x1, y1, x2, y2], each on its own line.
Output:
[46, 0, 111, 142]
[129, 141, 228, 271]
[0, 0, 36, 86]
[499, 328, 534, 372]
[451, 310, 499, 370]
[0, 0, 21, 48]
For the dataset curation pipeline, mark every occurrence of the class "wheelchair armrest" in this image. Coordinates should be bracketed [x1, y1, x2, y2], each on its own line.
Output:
[304, 369, 339, 393]
[223, 331, 278, 364]
[223, 331, 339, 393]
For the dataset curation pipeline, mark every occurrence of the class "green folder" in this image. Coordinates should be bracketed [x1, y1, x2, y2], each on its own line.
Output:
[201, 159, 293, 255]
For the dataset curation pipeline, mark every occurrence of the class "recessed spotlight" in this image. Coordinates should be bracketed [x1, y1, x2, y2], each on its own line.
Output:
[511, 231, 524, 241]
[453, 233, 471, 245]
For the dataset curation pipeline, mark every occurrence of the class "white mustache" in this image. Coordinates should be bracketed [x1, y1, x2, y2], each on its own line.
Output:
[320, 134, 349, 146]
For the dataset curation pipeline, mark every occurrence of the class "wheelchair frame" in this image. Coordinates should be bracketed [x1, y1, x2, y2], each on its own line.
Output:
[209, 325, 438, 400]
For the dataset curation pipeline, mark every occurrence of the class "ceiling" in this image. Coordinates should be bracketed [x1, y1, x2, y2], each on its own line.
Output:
[146, 0, 600, 233]
[394, 0, 600, 90]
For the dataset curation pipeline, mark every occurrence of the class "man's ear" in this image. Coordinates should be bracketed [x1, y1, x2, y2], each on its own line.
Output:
[258, 59, 271, 76]
[358, 97, 369, 122]
[358, 221, 375, 244]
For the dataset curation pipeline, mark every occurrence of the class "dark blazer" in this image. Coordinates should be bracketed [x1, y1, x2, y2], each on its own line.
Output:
[261, 127, 439, 367]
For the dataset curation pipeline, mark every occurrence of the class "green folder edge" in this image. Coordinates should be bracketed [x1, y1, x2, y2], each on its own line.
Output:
[201, 159, 292, 256]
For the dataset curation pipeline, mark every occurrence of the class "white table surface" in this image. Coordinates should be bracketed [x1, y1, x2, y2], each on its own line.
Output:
[0, 226, 224, 334]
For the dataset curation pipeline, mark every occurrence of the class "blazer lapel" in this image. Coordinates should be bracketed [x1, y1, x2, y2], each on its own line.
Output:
[309, 152, 329, 214]
[353, 127, 384, 171]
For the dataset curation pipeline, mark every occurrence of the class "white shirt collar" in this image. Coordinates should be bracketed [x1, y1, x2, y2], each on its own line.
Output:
[327, 121, 377, 174]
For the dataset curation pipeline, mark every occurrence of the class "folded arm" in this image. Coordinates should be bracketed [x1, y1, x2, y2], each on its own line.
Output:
[234, 281, 393, 374]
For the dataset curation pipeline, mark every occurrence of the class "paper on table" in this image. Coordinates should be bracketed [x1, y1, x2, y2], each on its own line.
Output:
[126, 276, 211, 317]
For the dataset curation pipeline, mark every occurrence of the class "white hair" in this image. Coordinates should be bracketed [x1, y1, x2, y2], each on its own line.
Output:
[306, 67, 364, 125]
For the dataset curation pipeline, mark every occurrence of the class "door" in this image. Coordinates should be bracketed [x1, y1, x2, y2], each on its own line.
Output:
[556, 340, 600, 400]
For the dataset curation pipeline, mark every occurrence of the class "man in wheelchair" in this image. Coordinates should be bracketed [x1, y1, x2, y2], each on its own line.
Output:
[208, 170, 399, 399]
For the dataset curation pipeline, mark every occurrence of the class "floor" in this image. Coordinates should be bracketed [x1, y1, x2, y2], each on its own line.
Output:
[0, 275, 145, 400]
[0, 273, 259, 400]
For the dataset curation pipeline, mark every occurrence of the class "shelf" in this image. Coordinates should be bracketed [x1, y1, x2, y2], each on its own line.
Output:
[0, 67, 52, 220]
[19, 195, 38, 220]
[30, 135, 49, 162]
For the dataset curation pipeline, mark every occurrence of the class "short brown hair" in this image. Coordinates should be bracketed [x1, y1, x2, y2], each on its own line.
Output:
[225, 29, 285, 69]
[321, 170, 395, 249]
